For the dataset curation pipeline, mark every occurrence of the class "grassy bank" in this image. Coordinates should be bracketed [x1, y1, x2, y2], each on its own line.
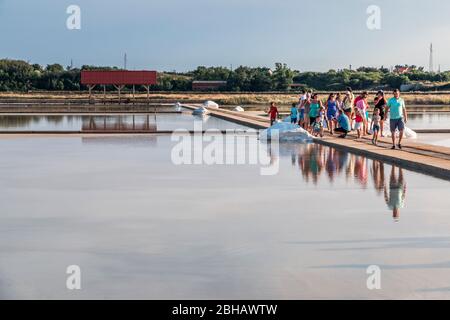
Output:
[1, 91, 450, 106]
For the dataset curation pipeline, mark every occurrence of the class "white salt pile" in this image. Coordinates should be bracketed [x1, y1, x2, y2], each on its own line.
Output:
[203, 101, 220, 109]
[259, 121, 313, 142]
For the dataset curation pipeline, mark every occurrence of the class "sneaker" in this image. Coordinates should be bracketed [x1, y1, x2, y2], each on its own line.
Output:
[391, 145, 396, 150]
[398, 144, 402, 150]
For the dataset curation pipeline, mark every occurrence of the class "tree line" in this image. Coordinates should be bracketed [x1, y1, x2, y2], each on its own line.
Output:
[1, 59, 450, 92]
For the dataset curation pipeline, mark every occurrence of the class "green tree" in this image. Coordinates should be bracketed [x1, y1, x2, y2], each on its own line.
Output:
[272, 63, 294, 91]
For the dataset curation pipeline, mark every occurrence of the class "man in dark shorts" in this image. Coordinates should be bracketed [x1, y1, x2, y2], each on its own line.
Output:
[386, 89, 408, 150]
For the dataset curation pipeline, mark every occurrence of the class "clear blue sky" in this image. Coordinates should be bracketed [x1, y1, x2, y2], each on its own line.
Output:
[1, 0, 449, 72]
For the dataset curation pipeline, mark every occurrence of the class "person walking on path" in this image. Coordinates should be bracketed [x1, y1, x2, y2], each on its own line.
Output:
[355, 91, 369, 136]
[298, 90, 307, 127]
[326, 93, 338, 135]
[342, 87, 354, 129]
[303, 92, 312, 130]
[386, 89, 408, 150]
[308, 93, 323, 133]
[371, 108, 382, 145]
[374, 90, 387, 136]
[290, 102, 298, 124]
[267, 102, 279, 126]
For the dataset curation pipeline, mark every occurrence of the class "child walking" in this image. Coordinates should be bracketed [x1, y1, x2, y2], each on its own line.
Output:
[290, 103, 298, 124]
[371, 108, 382, 145]
[267, 102, 279, 126]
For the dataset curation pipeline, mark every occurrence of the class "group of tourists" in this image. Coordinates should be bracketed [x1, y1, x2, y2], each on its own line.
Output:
[268, 87, 409, 150]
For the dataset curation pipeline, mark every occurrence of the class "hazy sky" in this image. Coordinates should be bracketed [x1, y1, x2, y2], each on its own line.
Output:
[1, 0, 450, 71]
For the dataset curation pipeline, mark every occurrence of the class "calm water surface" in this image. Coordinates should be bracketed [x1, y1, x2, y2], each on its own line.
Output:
[407, 113, 450, 129]
[416, 133, 450, 148]
[0, 113, 249, 132]
[0, 135, 449, 299]
[0, 112, 448, 131]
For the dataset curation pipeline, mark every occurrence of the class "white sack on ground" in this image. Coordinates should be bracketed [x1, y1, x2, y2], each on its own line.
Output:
[203, 101, 220, 109]
[259, 122, 313, 142]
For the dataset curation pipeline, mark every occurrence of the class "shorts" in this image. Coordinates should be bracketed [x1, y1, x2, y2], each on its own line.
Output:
[291, 117, 297, 124]
[299, 109, 305, 119]
[373, 124, 380, 132]
[354, 122, 363, 130]
[390, 118, 405, 131]
[310, 116, 317, 124]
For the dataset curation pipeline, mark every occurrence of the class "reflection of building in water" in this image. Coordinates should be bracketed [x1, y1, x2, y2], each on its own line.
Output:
[82, 115, 157, 133]
[0, 115, 67, 129]
[290, 144, 407, 220]
[81, 135, 158, 146]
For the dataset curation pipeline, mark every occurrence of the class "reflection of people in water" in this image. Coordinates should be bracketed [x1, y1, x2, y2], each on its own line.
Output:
[384, 166, 407, 222]
[290, 144, 407, 220]
[371, 160, 386, 195]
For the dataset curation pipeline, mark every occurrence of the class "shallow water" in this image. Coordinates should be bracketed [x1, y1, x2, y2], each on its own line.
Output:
[0, 113, 249, 132]
[0, 134, 449, 299]
[407, 113, 450, 129]
[0, 111, 448, 132]
[416, 133, 450, 148]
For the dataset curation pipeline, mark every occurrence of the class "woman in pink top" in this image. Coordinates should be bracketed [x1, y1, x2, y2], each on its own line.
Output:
[356, 92, 369, 136]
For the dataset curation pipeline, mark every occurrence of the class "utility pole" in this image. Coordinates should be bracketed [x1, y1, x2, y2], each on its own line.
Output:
[429, 43, 434, 73]
[124, 53, 127, 70]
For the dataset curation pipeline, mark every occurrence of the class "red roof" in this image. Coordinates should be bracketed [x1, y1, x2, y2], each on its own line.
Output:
[81, 70, 157, 85]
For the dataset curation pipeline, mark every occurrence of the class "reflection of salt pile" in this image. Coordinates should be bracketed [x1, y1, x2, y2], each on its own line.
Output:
[233, 106, 245, 112]
[259, 122, 313, 142]
[192, 106, 209, 116]
[203, 100, 220, 109]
